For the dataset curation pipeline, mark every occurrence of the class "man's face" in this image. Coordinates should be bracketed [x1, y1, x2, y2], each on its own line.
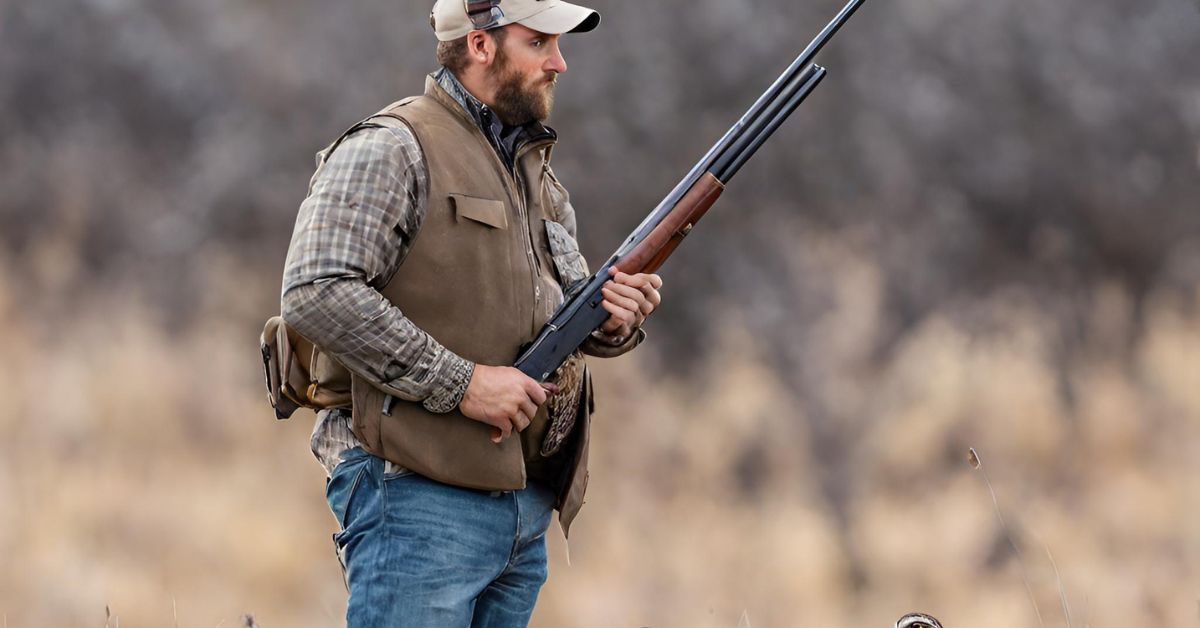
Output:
[488, 24, 567, 126]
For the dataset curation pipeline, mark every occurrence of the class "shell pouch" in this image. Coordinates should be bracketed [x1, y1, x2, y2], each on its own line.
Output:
[260, 316, 352, 419]
[543, 219, 589, 291]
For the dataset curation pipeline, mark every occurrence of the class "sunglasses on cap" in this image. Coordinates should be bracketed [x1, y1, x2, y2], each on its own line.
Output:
[466, 0, 504, 30]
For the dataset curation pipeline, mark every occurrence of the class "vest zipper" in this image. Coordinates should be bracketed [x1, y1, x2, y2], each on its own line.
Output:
[511, 167, 539, 298]
[512, 139, 555, 334]
[456, 109, 555, 337]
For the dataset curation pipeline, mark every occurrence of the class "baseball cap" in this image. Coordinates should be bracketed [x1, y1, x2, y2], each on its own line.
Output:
[431, 0, 601, 42]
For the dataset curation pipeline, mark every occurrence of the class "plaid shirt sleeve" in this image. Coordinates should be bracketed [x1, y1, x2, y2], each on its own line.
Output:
[281, 123, 473, 412]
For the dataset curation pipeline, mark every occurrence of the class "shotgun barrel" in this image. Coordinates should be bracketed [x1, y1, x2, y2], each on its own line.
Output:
[514, 0, 868, 381]
[614, 0, 867, 256]
[710, 64, 827, 183]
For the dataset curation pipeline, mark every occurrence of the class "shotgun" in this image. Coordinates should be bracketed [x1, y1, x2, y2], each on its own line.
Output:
[516, 0, 868, 381]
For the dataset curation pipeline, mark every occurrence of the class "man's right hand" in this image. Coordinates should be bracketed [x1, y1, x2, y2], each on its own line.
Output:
[459, 365, 558, 444]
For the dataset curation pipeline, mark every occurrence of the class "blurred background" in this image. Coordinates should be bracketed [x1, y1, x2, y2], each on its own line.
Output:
[2, 0, 1199, 625]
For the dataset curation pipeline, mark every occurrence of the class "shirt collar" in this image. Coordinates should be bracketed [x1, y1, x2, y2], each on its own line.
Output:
[434, 67, 521, 169]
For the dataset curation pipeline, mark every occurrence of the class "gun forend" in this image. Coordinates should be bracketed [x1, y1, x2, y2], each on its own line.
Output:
[615, 173, 725, 275]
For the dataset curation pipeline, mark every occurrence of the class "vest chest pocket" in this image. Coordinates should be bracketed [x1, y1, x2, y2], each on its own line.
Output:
[544, 219, 589, 290]
[451, 194, 508, 229]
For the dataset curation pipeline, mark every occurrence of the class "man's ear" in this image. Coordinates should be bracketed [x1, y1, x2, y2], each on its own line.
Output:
[466, 30, 493, 66]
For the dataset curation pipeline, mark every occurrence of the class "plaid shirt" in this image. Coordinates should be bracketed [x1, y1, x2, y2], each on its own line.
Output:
[282, 69, 639, 477]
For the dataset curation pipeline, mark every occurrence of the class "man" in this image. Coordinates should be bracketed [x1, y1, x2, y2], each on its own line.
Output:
[279, 1, 663, 625]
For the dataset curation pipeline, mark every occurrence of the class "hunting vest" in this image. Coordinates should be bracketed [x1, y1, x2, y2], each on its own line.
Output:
[341, 77, 592, 533]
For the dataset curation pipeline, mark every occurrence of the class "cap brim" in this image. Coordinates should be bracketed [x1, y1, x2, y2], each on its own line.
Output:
[517, 3, 601, 35]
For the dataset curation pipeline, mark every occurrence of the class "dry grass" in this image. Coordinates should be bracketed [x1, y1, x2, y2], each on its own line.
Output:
[0, 267, 1196, 627]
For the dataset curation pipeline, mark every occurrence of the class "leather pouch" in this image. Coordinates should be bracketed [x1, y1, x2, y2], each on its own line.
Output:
[260, 316, 352, 419]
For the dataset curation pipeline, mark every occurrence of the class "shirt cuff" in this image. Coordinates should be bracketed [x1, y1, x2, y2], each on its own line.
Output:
[583, 326, 646, 358]
[420, 355, 475, 413]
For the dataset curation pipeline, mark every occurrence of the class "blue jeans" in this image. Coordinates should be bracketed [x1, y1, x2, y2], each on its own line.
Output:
[326, 448, 557, 628]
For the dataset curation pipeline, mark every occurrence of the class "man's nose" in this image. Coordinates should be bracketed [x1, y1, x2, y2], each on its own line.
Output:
[545, 41, 567, 74]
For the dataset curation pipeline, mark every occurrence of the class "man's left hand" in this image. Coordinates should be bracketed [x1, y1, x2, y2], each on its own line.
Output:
[598, 267, 663, 340]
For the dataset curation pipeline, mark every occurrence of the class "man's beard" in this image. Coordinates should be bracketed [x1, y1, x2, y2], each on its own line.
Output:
[490, 48, 556, 126]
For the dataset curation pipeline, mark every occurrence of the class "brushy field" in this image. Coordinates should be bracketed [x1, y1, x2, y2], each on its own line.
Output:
[0, 264, 1196, 627]
[3, 0, 1197, 624]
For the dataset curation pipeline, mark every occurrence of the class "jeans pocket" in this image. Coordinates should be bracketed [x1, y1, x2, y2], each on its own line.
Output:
[326, 456, 369, 531]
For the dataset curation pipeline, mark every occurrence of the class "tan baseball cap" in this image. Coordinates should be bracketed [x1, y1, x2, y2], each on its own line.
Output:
[431, 0, 601, 42]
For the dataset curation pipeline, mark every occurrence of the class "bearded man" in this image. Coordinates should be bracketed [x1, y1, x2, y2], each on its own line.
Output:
[279, 1, 664, 626]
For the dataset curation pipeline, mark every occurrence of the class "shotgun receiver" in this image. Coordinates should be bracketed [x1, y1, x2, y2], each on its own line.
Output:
[515, 0, 868, 381]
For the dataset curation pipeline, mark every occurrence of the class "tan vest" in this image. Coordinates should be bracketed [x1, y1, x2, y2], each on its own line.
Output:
[344, 78, 592, 533]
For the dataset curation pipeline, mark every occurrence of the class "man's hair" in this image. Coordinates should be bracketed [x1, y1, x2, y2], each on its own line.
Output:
[436, 27, 508, 75]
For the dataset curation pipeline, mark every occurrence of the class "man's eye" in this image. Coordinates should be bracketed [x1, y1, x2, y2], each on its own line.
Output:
[531, 40, 544, 48]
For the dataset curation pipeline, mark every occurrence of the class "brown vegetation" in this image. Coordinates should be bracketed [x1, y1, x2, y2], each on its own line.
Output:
[1, 0, 1198, 625]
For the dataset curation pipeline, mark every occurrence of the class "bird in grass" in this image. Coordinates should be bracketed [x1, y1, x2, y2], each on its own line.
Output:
[895, 613, 943, 628]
